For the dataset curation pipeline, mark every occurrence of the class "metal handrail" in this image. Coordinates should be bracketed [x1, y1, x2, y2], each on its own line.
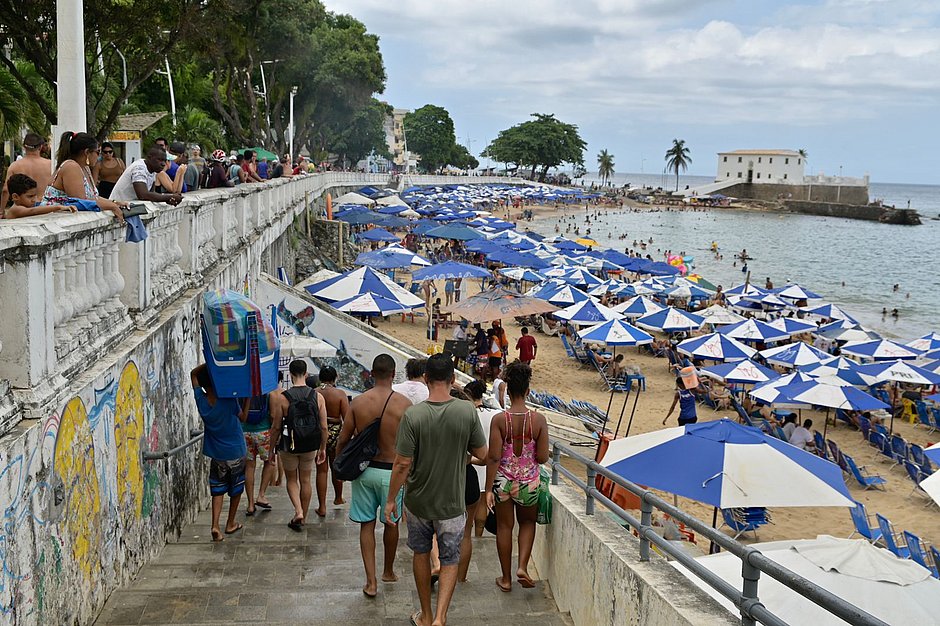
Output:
[142, 429, 204, 461]
[549, 440, 888, 626]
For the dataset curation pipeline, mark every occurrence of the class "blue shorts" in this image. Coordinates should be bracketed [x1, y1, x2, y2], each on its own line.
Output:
[209, 458, 246, 497]
[349, 465, 403, 524]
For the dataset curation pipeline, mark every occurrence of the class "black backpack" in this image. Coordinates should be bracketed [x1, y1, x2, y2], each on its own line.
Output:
[279, 387, 321, 453]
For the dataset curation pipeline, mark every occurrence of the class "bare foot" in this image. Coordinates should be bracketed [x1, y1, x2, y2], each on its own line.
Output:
[315, 507, 326, 518]
[225, 523, 244, 535]
[517, 569, 535, 588]
[362, 584, 377, 598]
[496, 577, 512, 592]
[410, 610, 430, 626]
[381, 571, 399, 582]
[333, 497, 346, 505]
[211, 528, 224, 542]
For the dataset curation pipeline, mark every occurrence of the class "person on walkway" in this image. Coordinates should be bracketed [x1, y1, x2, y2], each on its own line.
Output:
[485, 361, 549, 592]
[242, 394, 275, 516]
[3, 174, 75, 218]
[45, 131, 128, 222]
[392, 358, 429, 405]
[2, 132, 52, 214]
[491, 365, 508, 410]
[109, 145, 183, 206]
[385, 354, 488, 626]
[337, 354, 412, 598]
[663, 377, 698, 426]
[444, 278, 455, 306]
[190, 364, 249, 542]
[93, 141, 125, 198]
[515, 327, 538, 365]
[204, 150, 234, 189]
[487, 328, 503, 382]
[492, 321, 509, 364]
[268, 360, 328, 531]
[459, 380, 496, 580]
[315, 366, 349, 513]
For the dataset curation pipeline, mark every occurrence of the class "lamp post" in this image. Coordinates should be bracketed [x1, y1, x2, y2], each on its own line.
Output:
[258, 60, 280, 143]
[56, 0, 87, 133]
[155, 56, 176, 126]
[288, 86, 297, 164]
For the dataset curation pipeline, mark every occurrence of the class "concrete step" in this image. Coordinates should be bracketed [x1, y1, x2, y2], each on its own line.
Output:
[95, 479, 572, 625]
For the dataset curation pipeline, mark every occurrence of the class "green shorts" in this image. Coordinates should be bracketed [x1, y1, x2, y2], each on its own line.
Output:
[349, 464, 403, 524]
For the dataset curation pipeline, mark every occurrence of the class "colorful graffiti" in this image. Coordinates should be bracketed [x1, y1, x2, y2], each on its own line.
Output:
[115, 362, 145, 527]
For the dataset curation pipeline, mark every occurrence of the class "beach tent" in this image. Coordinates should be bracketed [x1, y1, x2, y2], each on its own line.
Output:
[305, 266, 424, 307]
[677, 333, 757, 363]
[577, 319, 653, 346]
[601, 419, 853, 508]
[759, 342, 830, 369]
[334, 191, 374, 205]
[672, 535, 940, 626]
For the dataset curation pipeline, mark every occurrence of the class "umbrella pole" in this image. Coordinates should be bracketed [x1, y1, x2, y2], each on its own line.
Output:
[613, 387, 631, 438]
[620, 384, 643, 438]
[889, 382, 898, 435]
[822, 407, 830, 439]
[604, 390, 616, 434]
[709, 507, 720, 554]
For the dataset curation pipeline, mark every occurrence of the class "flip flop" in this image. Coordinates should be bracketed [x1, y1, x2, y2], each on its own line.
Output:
[517, 572, 536, 588]
[255, 501, 272, 510]
[288, 518, 303, 532]
[245, 507, 255, 517]
[430, 573, 439, 587]
[410, 611, 422, 626]
[362, 587, 377, 599]
[211, 530, 224, 542]
[224, 523, 243, 535]
[495, 578, 512, 593]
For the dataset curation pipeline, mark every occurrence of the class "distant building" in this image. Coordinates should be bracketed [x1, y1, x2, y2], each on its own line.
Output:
[716, 149, 804, 184]
[383, 107, 418, 173]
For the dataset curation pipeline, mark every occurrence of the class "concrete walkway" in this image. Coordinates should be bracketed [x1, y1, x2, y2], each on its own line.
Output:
[95, 478, 571, 625]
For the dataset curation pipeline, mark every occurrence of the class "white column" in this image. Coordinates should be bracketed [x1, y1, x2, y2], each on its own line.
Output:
[56, 0, 87, 132]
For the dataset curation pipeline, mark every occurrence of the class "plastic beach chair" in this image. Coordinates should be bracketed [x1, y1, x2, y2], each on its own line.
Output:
[890, 435, 910, 467]
[559, 334, 577, 359]
[875, 514, 911, 559]
[848, 501, 882, 543]
[843, 453, 887, 490]
[814, 431, 828, 459]
[915, 402, 935, 431]
[720, 507, 770, 541]
[909, 444, 933, 475]
[931, 547, 940, 580]
[903, 531, 939, 577]
[827, 440, 849, 475]
[903, 461, 931, 499]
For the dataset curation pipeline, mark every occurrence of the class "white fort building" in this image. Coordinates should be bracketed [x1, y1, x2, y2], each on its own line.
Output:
[716, 149, 804, 184]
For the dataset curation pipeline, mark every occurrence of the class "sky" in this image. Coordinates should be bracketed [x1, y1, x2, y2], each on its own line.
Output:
[327, 0, 940, 184]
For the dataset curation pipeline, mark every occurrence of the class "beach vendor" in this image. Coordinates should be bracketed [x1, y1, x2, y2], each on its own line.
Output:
[663, 377, 698, 426]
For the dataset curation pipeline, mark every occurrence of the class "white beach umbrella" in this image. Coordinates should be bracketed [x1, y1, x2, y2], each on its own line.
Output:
[611, 295, 664, 319]
[766, 316, 818, 336]
[840, 339, 922, 361]
[672, 535, 940, 626]
[907, 332, 940, 352]
[697, 304, 745, 326]
[759, 342, 830, 369]
[279, 334, 338, 358]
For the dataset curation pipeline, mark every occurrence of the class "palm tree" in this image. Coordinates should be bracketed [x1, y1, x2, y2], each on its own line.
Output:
[664, 139, 691, 191]
[798, 148, 808, 168]
[597, 149, 615, 186]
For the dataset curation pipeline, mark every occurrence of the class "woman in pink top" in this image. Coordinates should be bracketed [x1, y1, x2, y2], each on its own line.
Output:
[485, 361, 550, 593]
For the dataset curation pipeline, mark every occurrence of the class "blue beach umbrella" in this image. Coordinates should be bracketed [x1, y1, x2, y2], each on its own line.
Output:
[799, 356, 868, 386]
[375, 215, 411, 229]
[337, 211, 383, 225]
[332, 293, 418, 316]
[700, 360, 778, 385]
[775, 380, 890, 412]
[840, 339, 922, 361]
[425, 224, 483, 240]
[553, 299, 622, 326]
[412, 261, 491, 281]
[635, 307, 705, 333]
[907, 332, 940, 352]
[552, 239, 588, 252]
[498, 267, 544, 283]
[305, 266, 425, 307]
[774, 284, 824, 301]
[717, 319, 790, 344]
[355, 247, 431, 270]
[725, 284, 767, 297]
[759, 342, 830, 369]
[588, 279, 626, 296]
[560, 268, 604, 288]
[801, 303, 857, 322]
[577, 319, 654, 346]
[542, 285, 592, 307]
[356, 228, 399, 242]
[645, 261, 682, 277]
[920, 360, 940, 374]
[766, 317, 818, 336]
[601, 419, 853, 508]
[749, 372, 818, 405]
[855, 360, 940, 387]
[677, 333, 757, 362]
[663, 283, 714, 300]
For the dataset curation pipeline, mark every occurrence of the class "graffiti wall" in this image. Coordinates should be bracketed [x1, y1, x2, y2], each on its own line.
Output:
[0, 297, 205, 625]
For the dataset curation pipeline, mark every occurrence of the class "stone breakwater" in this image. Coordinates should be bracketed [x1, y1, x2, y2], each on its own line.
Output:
[783, 200, 921, 225]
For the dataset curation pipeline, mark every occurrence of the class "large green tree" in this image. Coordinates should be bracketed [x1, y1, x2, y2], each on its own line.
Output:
[665, 138, 691, 191]
[597, 149, 614, 186]
[450, 144, 479, 171]
[482, 113, 585, 182]
[402, 104, 458, 173]
[328, 98, 392, 167]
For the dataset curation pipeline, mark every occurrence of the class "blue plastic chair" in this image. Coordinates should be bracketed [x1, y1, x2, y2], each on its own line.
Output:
[559, 334, 577, 358]
[931, 547, 940, 580]
[891, 434, 910, 467]
[875, 514, 911, 559]
[915, 402, 935, 431]
[904, 531, 938, 576]
[848, 501, 882, 542]
[625, 373, 646, 391]
[721, 507, 770, 541]
[814, 431, 828, 459]
[843, 453, 887, 490]
[903, 461, 930, 498]
[932, 407, 940, 432]
[909, 444, 933, 475]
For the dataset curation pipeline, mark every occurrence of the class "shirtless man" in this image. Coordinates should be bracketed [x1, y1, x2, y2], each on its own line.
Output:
[336, 354, 413, 597]
[315, 366, 349, 514]
[2, 133, 52, 215]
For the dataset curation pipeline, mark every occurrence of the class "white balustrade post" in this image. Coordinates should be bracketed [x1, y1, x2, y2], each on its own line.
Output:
[0, 246, 55, 388]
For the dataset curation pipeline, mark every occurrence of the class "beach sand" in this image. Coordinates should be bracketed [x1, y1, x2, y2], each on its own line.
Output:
[372, 268, 939, 554]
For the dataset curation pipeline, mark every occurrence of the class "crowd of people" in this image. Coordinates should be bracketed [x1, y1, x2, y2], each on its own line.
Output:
[191, 352, 549, 626]
[0, 130, 320, 219]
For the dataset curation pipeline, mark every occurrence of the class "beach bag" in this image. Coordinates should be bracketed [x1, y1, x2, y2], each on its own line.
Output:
[279, 387, 321, 453]
[679, 365, 699, 389]
[332, 418, 381, 481]
[245, 395, 269, 427]
[536, 467, 552, 525]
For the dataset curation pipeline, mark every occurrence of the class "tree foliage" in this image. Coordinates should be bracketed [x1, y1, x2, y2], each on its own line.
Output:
[597, 149, 615, 186]
[482, 113, 586, 182]
[403, 104, 458, 173]
[664, 139, 691, 191]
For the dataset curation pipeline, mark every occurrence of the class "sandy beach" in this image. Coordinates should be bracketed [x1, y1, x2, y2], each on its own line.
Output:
[366, 254, 939, 555]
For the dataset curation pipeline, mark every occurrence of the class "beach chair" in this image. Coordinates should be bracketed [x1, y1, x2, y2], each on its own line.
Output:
[932, 406, 940, 432]
[873, 387, 891, 406]
[874, 423, 889, 437]
[666, 349, 681, 372]
[909, 444, 933, 475]
[903, 461, 931, 500]
[872, 433, 897, 466]
[858, 415, 872, 443]
[890, 435, 910, 467]
[843, 453, 887, 490]
[594, 360, 630, 393]
[903, 532, 938, 577]
[848, 501, 882, 543]
[730, 397, 754, 427]
[720, 507, 770, 541]
[559, 334, 577, 359]
[915, 402, 935, 431]
[827, 440, 849, 475]
[875, 514, 911, 559]
[930, 547, 940, 580]
[813, 432, 828, 459]
[774, 426, 789, 442]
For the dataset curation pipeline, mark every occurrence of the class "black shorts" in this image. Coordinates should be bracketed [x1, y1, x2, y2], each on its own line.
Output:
[488, 356, 502, 369]
[209, 458, 246, 497]
[465, 464, 481, 506]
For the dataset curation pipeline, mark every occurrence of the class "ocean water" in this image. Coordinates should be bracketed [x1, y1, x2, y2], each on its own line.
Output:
[531, 175, 940, 340]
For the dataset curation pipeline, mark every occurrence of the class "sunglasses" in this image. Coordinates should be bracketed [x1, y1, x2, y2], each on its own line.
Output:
[103, 150, 114, 154]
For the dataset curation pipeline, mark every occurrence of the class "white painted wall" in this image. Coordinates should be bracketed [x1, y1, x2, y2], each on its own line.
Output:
[716, 152, 805, 184]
